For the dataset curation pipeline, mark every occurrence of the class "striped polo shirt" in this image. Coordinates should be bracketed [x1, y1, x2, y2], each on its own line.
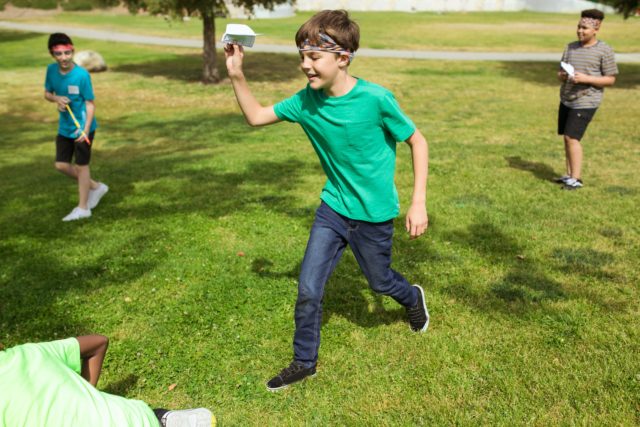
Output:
[559, 40, 618, 109]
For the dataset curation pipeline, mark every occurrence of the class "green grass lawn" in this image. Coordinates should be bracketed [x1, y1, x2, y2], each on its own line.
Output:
[1, 29, 639, 426]
[2, 9, 640, 52]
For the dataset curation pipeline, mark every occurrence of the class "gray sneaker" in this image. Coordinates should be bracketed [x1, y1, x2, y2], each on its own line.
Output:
[406, 285, 429, 332]
[162, 408, 214, 427]
[553, 175, 571, 184]
[88, 183, 109, 209]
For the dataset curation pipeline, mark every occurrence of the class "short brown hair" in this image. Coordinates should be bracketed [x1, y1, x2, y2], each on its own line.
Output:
[581, 9, 605, 21]
[295, 10, 360, 52]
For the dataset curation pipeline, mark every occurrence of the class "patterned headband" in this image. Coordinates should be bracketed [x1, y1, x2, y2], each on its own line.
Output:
[298, 33, 355, 62]
[51, 44, 74, 51]
[579, 17, 601, 29]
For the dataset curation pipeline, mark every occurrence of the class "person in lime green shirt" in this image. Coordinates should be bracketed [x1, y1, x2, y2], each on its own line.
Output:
[0, 335, 214, 427]
[225, 10, 430, 391]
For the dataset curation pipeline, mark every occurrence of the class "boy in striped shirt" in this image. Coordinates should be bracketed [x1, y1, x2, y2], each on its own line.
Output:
[556, 9, 618, 190]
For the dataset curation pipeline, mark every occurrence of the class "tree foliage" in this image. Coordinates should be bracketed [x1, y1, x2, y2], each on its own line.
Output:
[592, 0, 639, 18]
[110, 0, 290, 83]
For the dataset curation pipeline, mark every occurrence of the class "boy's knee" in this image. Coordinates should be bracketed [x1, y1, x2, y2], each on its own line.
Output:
[297, 282, 323, 304]
[54, 162, 70, 172]
[368, 275, 394, 295]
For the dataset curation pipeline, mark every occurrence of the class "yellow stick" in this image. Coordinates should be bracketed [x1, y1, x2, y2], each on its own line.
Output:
[65, 104, 91, 145]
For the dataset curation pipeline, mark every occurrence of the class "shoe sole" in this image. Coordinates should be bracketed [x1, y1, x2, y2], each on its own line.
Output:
[62, 211, 92, 222]
[265, 372, 317, 392]
[164, 408, 214, 427]
[412, 285, 430, 333]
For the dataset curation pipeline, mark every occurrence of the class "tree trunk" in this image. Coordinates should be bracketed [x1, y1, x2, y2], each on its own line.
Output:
[201, 7, 220, 84]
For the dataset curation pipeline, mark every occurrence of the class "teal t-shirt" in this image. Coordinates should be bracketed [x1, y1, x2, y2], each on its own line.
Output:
[44, 63, 98, 139]
[274, 78, 416, 222]
[0, 338, 159, 427]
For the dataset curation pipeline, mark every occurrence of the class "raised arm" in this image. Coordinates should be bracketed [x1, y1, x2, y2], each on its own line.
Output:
[404, 129, 429, 239]
[76, 334, 109, 387]
[224, 44, 280, 127]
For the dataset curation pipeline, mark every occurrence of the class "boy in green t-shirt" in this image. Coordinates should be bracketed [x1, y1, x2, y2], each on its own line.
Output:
[0, 335, 214, 426]
[225, 10, 430, 391]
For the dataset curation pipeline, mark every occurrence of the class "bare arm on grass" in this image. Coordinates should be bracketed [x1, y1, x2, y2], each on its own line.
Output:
[77, 334, 109, 387]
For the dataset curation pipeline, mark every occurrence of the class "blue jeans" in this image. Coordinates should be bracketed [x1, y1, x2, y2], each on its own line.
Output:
[293, 202, 418, 367]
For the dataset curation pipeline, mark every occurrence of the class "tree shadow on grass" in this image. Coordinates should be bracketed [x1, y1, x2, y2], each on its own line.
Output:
[499, 61, 640, 89]
[102, 374, 139, 396]
[0, 233, 163, 343]
[112, 52, 301, 83]
[0, 108, 324, 343]
[505, 155, 558, 182]
[440, 220, 625, 315]
[0, 30, 42, 43]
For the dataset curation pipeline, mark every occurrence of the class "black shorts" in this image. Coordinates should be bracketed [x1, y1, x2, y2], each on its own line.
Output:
[55, 131, 95, 166]
[557, 103, 597, 141]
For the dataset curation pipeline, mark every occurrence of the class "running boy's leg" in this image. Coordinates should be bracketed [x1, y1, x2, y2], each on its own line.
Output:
[348, 219, 416, 306]
[294, 202, 348, 367]
[54, 134, 99, 190]
[267, 202, 348, 390]
[347, 219, 429, 331]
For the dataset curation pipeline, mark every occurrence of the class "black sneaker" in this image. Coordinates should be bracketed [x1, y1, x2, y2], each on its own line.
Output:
[406, 284, 429, 332]
[266, 361, 316, 391]
[553, 175, 570, 184]
[562, 178, 583, 190]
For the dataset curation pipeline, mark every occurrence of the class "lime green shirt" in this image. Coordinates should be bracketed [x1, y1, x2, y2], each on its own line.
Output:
[274, 78, 416, 222]
[0, 338, 159, 427]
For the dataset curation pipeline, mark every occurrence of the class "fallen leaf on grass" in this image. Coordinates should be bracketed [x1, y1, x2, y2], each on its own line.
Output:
[168, 383, 177, 391]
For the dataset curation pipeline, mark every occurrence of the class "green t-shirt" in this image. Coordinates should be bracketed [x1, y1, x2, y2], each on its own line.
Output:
[274, 78, 416, 222]
[0, 338, 159, 427]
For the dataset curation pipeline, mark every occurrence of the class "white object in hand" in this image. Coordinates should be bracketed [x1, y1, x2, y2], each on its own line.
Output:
[221, 24, 259, 48]
[561, 61, 575, 77]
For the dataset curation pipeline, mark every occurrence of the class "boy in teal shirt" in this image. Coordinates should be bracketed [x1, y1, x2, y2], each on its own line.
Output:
[225, 10, 430, 391]
[44, 33, 108, 221]
[0, 335, 214, 426]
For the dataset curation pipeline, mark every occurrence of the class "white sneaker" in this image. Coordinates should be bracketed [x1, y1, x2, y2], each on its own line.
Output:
[62, 207, 91, 222]
[162, 408, 214, 427]
[88, 183, 109, 209]
[562, 178, 583, 190]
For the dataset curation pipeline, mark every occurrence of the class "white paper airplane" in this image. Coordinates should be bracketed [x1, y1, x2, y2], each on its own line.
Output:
[221, 24, 259, 48]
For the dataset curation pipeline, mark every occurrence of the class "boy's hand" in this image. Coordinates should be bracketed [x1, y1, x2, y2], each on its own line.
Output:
[557, 71, 569, 82]
[571, 72, 591, 85]
[406, 202, 428, 239]
[55, 96, 70, 112]
[74, 129, 90, 143]
[225, 43, 245, 78]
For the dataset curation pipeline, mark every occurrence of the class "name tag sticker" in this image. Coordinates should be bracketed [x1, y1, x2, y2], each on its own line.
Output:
[68, 85, 80, 95]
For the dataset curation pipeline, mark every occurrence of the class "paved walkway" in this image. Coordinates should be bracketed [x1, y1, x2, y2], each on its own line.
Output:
[2, 20, 640, 63]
